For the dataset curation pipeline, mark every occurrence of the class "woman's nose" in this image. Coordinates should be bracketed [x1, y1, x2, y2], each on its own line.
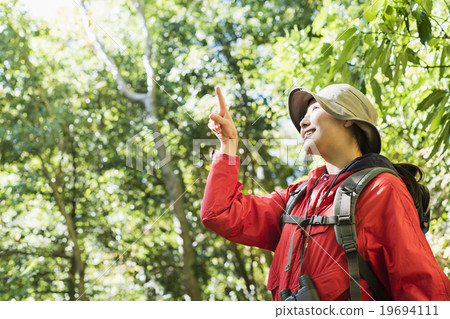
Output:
[300, 115, 310, 129]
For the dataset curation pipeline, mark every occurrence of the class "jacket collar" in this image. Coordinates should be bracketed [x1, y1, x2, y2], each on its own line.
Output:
[307, 153, 395, 182]
[341, 153, 395, 173]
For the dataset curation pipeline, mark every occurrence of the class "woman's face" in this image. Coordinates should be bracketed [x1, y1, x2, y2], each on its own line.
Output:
[300, 101, 350, 156]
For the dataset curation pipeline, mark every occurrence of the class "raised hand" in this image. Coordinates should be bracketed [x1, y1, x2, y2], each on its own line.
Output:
[208, 87, 238, 156]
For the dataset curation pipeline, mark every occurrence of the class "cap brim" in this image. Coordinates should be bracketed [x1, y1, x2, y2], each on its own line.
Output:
[288, 87, 316, 133]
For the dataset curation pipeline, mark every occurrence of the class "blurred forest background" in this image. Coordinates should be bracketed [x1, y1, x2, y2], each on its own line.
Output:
[0, 0, 449, 300]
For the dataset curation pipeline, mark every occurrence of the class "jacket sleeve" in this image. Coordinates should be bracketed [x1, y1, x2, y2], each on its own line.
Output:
[356, 173, 450, 301]
[200, 151, 293, 252]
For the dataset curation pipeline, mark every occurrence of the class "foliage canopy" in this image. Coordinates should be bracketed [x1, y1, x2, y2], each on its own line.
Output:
[0, 0, 448, 300]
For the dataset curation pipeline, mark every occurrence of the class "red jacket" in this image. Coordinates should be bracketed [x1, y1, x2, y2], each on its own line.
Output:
[200, 152, 450, 300]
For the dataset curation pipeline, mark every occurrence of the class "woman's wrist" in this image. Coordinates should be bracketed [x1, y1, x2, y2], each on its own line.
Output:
[220, 138, 238, 156]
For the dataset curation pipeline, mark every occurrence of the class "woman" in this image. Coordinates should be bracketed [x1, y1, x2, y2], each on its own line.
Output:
[201, 84, 450, 300]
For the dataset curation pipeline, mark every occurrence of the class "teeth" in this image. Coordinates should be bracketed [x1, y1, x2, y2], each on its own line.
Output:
[305, 131, 313, 138]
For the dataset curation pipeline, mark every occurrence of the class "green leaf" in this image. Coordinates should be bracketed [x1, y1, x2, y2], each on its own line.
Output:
[315, 42, 333, 64]
[334, 34, 360, 71]
[20, 259, 38, 276]
[311, 9, 328, 34]
[363, 0, 385, 22]
[399, 49, 408, 82]
[439, 46, 446, 78]
[417, 11, 432, 45]
[429, 104, 446, 132]
[411, 6, 422, 21]
[424, 108, 436, 127]
[359, 76, 367, 94]
[336, 27, 357, 41]
[417, 90, 447, 111]
[384, 5, 394, 17]
[379, 22, 391, 33]
[380, 41, 393, 80]
[444, 115, 450, 151]
[320, 42, 333, 55]
[406, 48, 421, 65]
[430, 120, 450, 158]
[393, 53, 401, 86]
[370, 79, 382, 108]
[364, 45, 377, 68]
[423, 0, 433, 14]
[313, 62, 331, 87]
[399, 7, 410, 32]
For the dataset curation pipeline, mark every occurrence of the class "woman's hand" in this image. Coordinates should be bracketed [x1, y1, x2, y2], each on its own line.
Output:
[208, 87, 238, 156]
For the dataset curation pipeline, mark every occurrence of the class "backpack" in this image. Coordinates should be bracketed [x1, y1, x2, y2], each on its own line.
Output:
[281, 165, 431, 301]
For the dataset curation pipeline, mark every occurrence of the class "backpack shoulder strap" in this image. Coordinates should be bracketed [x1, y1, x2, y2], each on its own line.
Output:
[334, 167, 398, 301]
[281, 182, 309, 272]
[281, 182, 308, 229]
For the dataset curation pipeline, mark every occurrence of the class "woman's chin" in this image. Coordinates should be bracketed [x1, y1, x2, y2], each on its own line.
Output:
[302, 140, 321, 156]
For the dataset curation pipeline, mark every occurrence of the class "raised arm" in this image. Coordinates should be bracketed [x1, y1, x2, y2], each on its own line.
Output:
[202, 87, 294, 251]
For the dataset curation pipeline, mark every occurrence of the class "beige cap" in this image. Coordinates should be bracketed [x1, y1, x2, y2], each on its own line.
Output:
[288, 83, 381, 154]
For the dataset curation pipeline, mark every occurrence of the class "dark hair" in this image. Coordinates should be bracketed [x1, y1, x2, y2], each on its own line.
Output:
[350, 123, 427, 212]
[392, 163, 428, 217]
[349, 124, 371, 155]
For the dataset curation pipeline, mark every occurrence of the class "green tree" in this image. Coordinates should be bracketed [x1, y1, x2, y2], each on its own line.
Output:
[1, 0, 447, 302]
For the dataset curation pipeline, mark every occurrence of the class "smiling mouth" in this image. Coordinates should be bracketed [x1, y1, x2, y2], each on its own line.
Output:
[303, 129, 315, 139]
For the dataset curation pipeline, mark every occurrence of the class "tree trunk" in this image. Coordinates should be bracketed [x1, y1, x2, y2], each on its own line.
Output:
[39, 157, 88, 300]
[79, 0, 202, 300]
[146, 117, 202, 300]
[228, 242, 254, 297]
[68, 256, 76, 300]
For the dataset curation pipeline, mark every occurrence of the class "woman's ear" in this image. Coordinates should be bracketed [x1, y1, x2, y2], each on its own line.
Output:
[344, 120, 354, 128]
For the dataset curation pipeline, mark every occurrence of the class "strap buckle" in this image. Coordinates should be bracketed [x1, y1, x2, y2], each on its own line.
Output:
[342, 242, 357, 254]
[338, 215, 353, 225]
[342, 186, 356, 195]
[310, 215, 325, 225]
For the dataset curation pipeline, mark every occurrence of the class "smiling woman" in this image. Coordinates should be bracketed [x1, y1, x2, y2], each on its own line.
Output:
[201, 84, 450, 301]
[298, 100, 360, 174]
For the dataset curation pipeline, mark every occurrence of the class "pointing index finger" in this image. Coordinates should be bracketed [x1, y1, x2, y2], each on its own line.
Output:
[215, 86, 227, 116]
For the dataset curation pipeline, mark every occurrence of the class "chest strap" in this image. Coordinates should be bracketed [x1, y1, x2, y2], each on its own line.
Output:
[282, 215, 350, 226]
[283, 215, 343, 272]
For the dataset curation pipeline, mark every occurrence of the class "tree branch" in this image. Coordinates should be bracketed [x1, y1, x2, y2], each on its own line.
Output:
[412, 64, 450, 69]
[79, 0, 146, 102]
[345, 61, 449, 70]
[132, 0, 155, 94]
[361, 31, 447, 40]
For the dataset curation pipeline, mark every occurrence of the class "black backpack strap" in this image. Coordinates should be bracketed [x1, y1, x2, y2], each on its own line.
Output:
[282, 215, 306, 226]
[281, 182, 308, 229]
[334, 167, 398, 301]
[357, 251, 388, 301]
[282, 182, 308, 272]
